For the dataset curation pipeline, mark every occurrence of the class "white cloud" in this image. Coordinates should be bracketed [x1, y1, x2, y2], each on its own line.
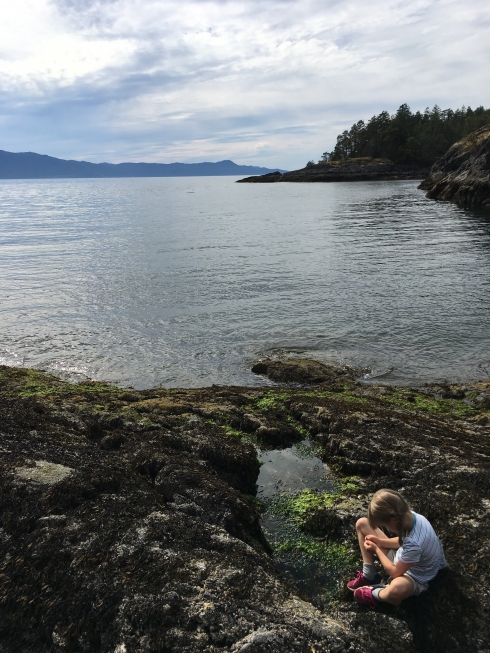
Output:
[0, 0, 489, 168]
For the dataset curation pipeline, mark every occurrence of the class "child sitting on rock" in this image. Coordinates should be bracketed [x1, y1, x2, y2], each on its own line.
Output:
[347, 488, 446, 609]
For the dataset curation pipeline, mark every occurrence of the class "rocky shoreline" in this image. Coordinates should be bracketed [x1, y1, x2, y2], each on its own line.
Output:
[418, 125, 490, 209]
[1, 361, 490, 653]
[236, 158, 430, 183]
[237, 124, 490, 210]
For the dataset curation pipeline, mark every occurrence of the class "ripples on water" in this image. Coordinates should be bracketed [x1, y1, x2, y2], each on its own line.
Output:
[1, 176, 489, 388]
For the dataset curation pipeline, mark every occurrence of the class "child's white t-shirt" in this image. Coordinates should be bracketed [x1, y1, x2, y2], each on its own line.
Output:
[394, 512, 446, 584]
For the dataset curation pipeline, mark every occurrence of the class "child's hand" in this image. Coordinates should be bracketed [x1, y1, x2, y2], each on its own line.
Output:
[365, 535, 380, 547]
[363, 539, 378, 553]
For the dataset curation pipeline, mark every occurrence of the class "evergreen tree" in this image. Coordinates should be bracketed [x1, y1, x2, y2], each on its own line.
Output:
[322, 104, 490, 166]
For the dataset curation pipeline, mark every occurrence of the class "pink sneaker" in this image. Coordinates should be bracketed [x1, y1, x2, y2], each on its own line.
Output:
[347, 570, 382, 591]
[353, 586, 376, 610]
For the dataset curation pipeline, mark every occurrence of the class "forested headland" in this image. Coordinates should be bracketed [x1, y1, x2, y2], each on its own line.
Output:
[321, 104, 490, 166]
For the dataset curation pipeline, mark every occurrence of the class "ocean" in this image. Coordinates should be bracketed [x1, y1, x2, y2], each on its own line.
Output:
[1, 176, 489, 388]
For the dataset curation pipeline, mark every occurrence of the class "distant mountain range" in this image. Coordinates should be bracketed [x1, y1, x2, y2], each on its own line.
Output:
[0, 150, 287, 179]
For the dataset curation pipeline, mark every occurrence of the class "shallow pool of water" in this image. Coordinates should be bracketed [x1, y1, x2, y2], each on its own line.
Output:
[256, 440, 348, 603]
[256, 440, 332, 499]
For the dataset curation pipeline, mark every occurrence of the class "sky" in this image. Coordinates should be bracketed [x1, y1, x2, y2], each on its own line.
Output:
[0, 0, 489, 170]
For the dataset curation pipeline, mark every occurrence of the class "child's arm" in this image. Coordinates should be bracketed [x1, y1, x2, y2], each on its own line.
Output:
[364, 540, 413, 578]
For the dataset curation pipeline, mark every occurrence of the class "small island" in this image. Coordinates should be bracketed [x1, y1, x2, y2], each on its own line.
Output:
[237, 157, 430, 183]
[238, 104, 490, 198]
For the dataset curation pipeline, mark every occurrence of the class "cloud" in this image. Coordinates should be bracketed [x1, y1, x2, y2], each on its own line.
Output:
[0, 0, 489, 168]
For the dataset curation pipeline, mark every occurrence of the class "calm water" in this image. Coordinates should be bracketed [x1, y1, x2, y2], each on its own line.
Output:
[256, 441, 340, 601]
[257, 441, 331, 500]
[1, 176, 489, 389]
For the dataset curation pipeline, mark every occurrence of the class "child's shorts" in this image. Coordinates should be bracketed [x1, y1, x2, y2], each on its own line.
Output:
[386, 549, 430, 596]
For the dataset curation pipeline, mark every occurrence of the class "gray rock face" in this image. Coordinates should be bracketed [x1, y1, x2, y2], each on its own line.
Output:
[419, 125, 490, 208]
[15, 460, 74, 484]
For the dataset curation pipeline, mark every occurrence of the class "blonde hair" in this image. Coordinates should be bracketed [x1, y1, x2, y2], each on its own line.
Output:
[368, 489, 411, 546]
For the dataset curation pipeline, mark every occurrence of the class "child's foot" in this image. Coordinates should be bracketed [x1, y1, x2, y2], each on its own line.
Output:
[353, 586, 376, 610]
[347, 570, 382, 591]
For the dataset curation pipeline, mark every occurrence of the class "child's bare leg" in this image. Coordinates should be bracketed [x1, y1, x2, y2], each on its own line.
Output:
[348, 517, 391, 588]
[355, 517, 390, 562]
[377, 576, 414, 605]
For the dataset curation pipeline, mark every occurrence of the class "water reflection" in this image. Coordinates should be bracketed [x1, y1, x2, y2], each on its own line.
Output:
[257, 441, 332, 499]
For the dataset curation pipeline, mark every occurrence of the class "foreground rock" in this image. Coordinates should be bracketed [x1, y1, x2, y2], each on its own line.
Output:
[237, 158, 430, 183]
[419, 124, 490, 209]
[1, 364, 489, 652]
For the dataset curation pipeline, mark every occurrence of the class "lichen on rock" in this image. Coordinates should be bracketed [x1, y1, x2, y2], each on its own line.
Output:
[15, 460, 74, 485]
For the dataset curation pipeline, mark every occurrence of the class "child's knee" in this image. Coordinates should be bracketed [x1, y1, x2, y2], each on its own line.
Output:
[356, 516, 369, 531]
[379, 585, 400, 605]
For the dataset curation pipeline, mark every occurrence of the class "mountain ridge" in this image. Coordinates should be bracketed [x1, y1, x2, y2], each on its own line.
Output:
[0, 149, 287, 179]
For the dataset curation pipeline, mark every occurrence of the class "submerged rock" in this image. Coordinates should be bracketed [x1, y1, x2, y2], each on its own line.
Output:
[251, 357, 357, 385]
[419, 124, 490, 208]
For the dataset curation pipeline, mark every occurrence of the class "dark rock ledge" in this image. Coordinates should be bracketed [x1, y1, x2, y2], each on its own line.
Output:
[419, 124, 490, 209]
[1, 362, 490, 653]
[236, 158, 430, 183]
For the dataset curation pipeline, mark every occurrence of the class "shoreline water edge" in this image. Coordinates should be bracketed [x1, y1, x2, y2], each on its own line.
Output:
[237, 124, 490, 210]
[1, 359, 489, 653]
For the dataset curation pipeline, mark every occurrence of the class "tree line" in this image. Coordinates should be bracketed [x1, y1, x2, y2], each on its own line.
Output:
[320, 104, 490, 166]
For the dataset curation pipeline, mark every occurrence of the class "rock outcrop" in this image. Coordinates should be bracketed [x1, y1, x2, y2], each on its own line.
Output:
[419, 125, 490, 208]
[237, 158, 430, 183]
[1, 364, 490, 652]
[250, 358, 362, 385]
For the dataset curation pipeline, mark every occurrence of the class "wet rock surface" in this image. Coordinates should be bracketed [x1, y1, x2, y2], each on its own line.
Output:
[251, 357, 366, 386]
[237, 158, 430, 183]
[1, 364, 489, 652]
[419, 124, 490, 208]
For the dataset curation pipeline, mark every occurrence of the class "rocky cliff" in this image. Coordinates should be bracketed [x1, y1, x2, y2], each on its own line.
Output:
[419, 125, 490, 208]
[1, 363, 490, 653]
[237, 158, 430, 183]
